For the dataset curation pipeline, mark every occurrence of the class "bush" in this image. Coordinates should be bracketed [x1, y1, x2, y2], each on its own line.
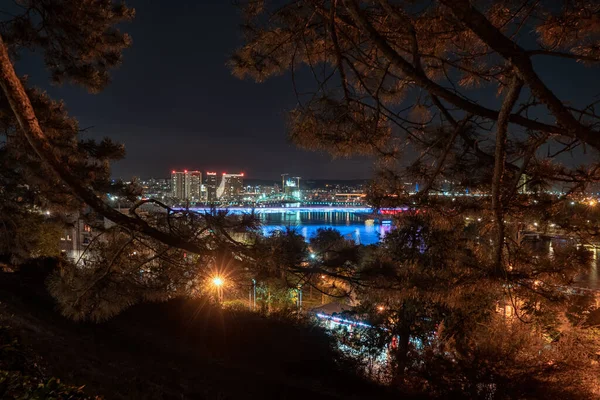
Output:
[222, 299, 249, 312]
[0, 371, 99, 400]
[0, 325, 100, 399]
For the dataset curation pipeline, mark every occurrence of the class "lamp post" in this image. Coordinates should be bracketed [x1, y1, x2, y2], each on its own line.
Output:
[296, 285, 303, 311]
[252, 279, 256, 311]
[212, 276, 224, 303]
[249, 279, 257, 311]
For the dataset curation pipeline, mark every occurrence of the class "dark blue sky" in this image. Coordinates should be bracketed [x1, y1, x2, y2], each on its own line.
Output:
[14, 1, 599, 180]
[16, 0, 373, 180]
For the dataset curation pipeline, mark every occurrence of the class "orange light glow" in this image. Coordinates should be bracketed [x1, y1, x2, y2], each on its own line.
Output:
[212, 276, 224, 287]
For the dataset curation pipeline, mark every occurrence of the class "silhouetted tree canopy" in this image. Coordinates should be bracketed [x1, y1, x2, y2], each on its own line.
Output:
[232, 1, 600, 397]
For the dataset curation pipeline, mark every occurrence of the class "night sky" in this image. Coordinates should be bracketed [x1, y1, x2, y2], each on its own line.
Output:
[14, 1, 599, 180]
[14, 0, 372, 181]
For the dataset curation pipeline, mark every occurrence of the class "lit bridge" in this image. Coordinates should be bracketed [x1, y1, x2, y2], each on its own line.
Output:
[180, 206, 409, 215]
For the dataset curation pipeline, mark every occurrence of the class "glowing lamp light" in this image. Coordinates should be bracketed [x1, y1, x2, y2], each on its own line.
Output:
[212, 277, 224, 287]
[589, 199, 597, 207]
[172, 170, 176, 174]
[184, 170, 188, 173]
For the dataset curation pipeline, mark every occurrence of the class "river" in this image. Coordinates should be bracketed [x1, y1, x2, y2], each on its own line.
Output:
[260, 210, 391, 245]
[259, 211, 599, 290]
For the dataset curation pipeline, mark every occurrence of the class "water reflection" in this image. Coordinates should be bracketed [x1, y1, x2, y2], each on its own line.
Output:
[260, 211, 392, 245]
[582, 248, 599, 290]
[261, 212, 599, 288]
[532, 238, 599, 290]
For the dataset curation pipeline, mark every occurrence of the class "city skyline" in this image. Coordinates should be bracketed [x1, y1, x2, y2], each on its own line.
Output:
[14, 0, 376, 180]
[13, 0, 598, 181]
[131, 168, 373, 182]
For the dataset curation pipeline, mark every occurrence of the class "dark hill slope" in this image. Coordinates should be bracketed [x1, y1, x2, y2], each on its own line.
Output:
[0, 264, 399, 400]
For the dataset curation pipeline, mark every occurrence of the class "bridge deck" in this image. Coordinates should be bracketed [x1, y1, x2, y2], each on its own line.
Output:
[184, 206, 378, 214]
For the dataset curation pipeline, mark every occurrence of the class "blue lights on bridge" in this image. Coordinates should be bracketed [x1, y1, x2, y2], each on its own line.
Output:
[183, 206, 378, 214]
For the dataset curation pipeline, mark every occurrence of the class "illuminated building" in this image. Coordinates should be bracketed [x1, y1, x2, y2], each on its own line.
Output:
[171, 170, 201, 200]
[200, 184, 208, 202]
[60, 212, 110, 261]
[171, 170, 186, 199]
[217, 173, 244, 200]
[281, 174, 301, 200]
[205, 172, 218, 203]
[189, 171, 202, 201]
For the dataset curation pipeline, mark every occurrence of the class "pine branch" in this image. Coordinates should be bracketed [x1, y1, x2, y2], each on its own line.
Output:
[0, 34, 205, 255]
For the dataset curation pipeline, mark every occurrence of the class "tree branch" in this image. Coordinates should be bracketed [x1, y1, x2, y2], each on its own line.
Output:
[0, 34, 205, 255]
[440, 0, 600, 150]
[342, 0, 570, 139]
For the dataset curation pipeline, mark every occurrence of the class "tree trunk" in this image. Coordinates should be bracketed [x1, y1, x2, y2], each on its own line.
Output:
[394, 302, 412, 383]
[491, 74, 522, 272]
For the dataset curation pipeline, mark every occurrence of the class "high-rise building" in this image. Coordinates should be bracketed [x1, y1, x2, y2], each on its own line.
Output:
[205, 172, 218, 203]
[217, 173, 244, 200]
[171, 170, 202, 200]
[200, 184, 208, 202]
[189, 171, 202, 201]
[171, 170, 186, 199]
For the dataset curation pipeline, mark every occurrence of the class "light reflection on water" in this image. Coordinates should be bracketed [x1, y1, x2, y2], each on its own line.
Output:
[259, 212, 599, 288]
[260, 211, 391, 245]
[574, 247, 599, 290]
[527, 238, 599, 290]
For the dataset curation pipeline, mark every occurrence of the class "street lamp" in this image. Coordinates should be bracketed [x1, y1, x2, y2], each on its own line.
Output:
[296, 285, 303, 311]
[212, 277, 223, 287]
[212, 276, 224, 303]
[248, 279, 257, 311]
